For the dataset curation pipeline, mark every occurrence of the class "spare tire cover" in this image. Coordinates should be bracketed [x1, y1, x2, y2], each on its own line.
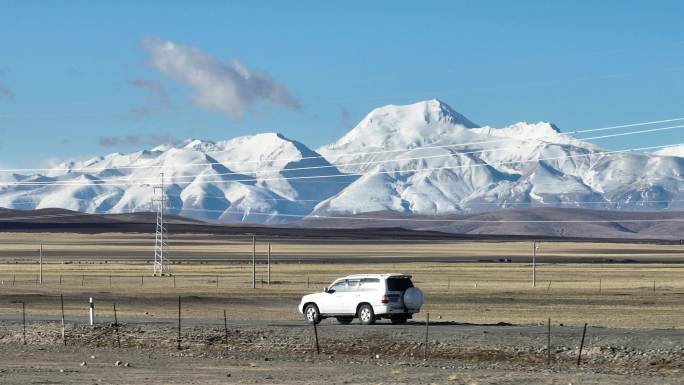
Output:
[403, 287, 423, 310]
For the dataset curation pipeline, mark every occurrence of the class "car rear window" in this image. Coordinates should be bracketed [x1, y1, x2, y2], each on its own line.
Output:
[386, 277, 413, 291]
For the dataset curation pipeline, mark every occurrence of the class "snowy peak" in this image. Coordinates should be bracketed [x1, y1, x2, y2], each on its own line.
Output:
[358, 99, 479, 129]
[320, 99, 479, 153]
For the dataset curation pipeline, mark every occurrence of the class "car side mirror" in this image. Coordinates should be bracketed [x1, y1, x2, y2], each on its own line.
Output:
[324, 287, 334, 294]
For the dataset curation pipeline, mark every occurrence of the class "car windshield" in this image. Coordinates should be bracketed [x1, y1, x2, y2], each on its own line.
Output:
[386, 277, 413, 291]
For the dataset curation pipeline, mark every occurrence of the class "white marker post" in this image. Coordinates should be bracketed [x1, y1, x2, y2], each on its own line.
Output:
[89, 297, 95, 325]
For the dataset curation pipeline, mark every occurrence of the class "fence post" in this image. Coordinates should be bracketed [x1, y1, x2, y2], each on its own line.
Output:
[113, 303, 120, 348]
[39, 244, 43, 285]
[424, 312, 430, 360]
[547, 317, 551, 365]
[252, 236, 256, 289]
[177, 296, 182, 350]
[312, 320, 320, 355]
[60, 294, 66, 346]
[267, 242, 271, 286]
[223, 309, 228, 343]
[577, 323, 588, 366]
[89, 297, 95, 325]
[22, 302, 26, 345]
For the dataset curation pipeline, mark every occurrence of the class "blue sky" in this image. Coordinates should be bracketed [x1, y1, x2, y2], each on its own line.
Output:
[0, 0, 683, 167]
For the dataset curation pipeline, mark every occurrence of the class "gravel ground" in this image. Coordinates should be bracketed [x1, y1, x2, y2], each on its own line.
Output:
[0, 319, 683, 384]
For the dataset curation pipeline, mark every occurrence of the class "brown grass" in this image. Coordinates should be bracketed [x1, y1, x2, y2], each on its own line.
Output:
[0, 232, 683, 329]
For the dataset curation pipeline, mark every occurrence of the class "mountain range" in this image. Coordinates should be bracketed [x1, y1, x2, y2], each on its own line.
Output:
[1, 99, 683, 224]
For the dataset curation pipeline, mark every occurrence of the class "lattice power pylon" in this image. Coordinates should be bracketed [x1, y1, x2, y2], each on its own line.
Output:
[153, 172, 170, 276]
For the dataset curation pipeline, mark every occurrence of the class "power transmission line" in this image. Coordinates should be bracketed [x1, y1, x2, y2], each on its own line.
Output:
[0, 115, 682, 175]
[0, 141, 681, 187]
[6, 121, 681, 187]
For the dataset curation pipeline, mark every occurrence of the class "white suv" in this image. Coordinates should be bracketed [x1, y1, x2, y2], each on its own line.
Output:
[298, 274, 423, 325]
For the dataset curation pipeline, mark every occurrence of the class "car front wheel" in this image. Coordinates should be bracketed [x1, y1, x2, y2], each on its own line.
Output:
[358, 304, 375, 325]
[304, 304, 321, 324]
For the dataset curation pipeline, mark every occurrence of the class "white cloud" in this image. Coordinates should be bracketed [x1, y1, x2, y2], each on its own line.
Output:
[142, 37, 300, 118]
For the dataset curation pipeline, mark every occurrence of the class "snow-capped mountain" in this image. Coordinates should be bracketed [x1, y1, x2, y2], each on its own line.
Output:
[1, 99, 683, 222]
[0, 133, 351, 222]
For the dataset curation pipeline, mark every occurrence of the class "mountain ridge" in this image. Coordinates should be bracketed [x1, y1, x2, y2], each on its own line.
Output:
[1, 99, 683, 222]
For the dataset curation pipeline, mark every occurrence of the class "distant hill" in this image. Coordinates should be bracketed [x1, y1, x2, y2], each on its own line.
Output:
[0, 207, 682, 242]
[295, 207, 684, 241]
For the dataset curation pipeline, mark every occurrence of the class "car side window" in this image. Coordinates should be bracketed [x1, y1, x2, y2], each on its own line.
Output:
[359, 278, 380, 291]
[347, 279, 361, 291]
[328, 280, 347, 292]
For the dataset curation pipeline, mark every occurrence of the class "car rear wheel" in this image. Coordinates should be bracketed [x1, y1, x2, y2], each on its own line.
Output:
[390, 315, 408, 324]
[336, 316, 353, 324]
[358, 304, 375, 325]
[304, 304, 321, 324]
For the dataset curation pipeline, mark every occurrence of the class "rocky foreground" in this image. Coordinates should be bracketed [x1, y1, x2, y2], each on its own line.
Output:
[0, 320, 682, 384]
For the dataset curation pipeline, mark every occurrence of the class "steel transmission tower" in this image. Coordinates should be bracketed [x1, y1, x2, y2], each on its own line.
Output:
[153, 172, 170, 276]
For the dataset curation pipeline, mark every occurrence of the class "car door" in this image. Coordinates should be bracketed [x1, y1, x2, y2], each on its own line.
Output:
[320, 280, 347, 314]
[339, 279, 362, 314]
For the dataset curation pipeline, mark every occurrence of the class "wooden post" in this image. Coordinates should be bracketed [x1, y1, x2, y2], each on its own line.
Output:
[141, 275, 144, 288]
[599, 278, 602, 294]
[312, 320, 320, 355]
[177, 296, 182, 350]
[22, 302, 26, 345]
[267, 242, 271, 286]
[113, 303, 120, 348]
[223, 309, 228, 342]
[424, 312, 430, 360]
[216, 276, 219, 290]
[653, 280, 656, 294]
[173, 275, 176, 288]
[59, 274, 62, 286]
[252, 236, 256, 289]
[60, 294, 66, 346]
[81, 274, 85, 286]
[307, 276, 310, 289]
[577, 323, 587, 366]
[547, 317, 551, 365]
[12, 273, 15, 286]
[109, 274, 112, 288]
